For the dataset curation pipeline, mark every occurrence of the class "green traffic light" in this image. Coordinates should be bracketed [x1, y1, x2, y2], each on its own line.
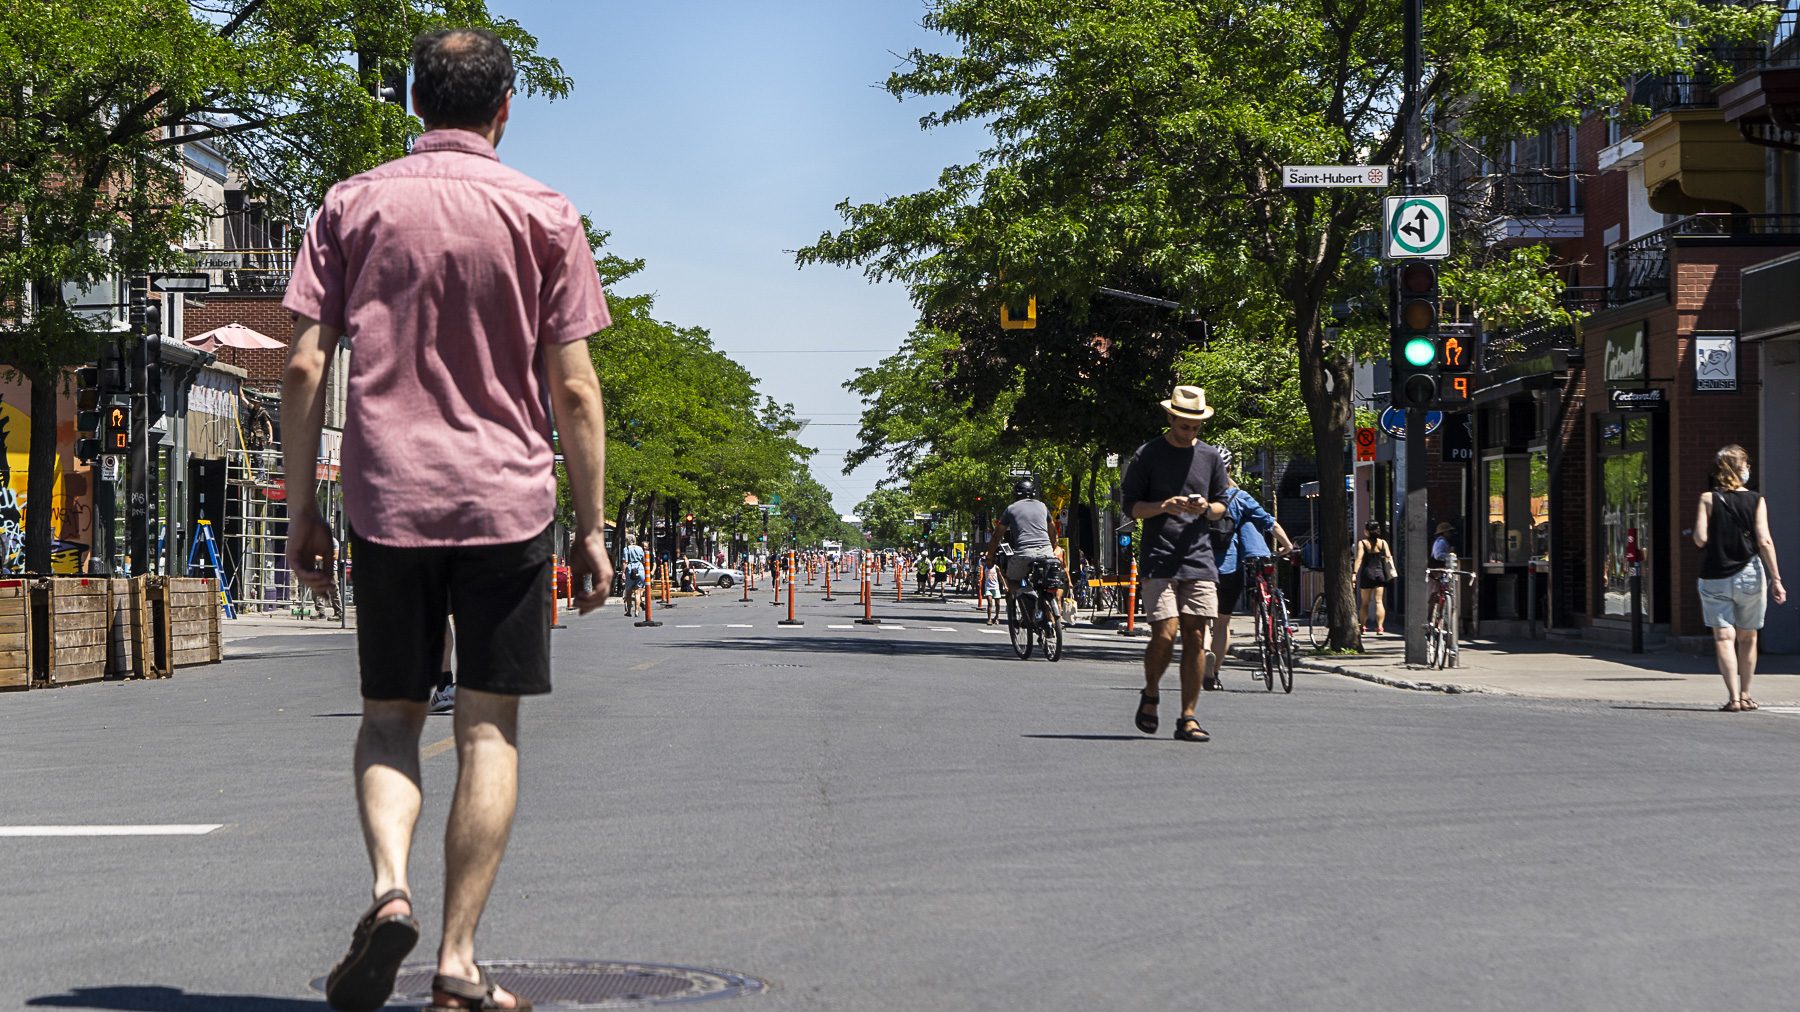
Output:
[1403, 336, 1436, 367]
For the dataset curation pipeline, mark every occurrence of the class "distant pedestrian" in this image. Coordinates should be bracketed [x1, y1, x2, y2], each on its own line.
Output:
[1431, 521, 1458, 566]
[1693, 445, 1786, 712]
[982, 558, 1002, 624]
[284, 27, 612, 1012]
[1353, 522, 1393, 635]
[1120, 385, 1229, 742]
[621, 536, 647, 616]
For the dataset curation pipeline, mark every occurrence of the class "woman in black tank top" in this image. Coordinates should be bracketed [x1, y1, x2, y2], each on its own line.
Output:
[1693, 445, 1787, 711]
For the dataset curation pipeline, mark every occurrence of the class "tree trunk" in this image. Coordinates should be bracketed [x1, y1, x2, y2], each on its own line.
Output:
[612, 488, 634, 566]
[1296, 330, 1361, 652]
[24, 365, 57, 575]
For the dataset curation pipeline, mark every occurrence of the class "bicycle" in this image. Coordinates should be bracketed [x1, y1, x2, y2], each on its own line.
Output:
[1423, 562, 1468, 669]
[1306, 591, 1329, 647]
[1243, 555, 1295, 692]
[1005, 556, 1066, 662]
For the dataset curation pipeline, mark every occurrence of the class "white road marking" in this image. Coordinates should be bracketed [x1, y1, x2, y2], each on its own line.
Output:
[1759, 706, 1800, 714]
[929, 627, 955, 632]
[879, 625, 906, 630]
[675, 624, 703, 628]
[726, 624, 753, 628]
[1078, 634, 1120, 641]
[0, 825, 223, 837]
[977, 629, 1007, 636]
[828, 624, 853, 629]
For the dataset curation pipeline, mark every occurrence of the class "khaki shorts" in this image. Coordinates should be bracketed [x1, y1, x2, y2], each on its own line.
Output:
[1142, 577, 1219, 622]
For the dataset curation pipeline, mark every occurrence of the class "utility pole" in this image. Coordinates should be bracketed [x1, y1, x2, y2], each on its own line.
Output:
[1400, 0, 1429, 665]
[128, 301, 157, 576]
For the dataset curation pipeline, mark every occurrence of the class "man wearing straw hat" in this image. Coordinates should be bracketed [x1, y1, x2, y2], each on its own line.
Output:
[1120, 385, 1229, 742]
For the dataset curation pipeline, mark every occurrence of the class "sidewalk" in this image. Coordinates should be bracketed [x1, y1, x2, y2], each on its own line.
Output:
[1245, 617, 1800, 707]
[221, 610, 354, 642]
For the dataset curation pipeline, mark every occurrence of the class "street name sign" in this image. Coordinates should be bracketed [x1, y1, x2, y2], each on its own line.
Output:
[1283, 165, 1392, 188]
[1384, 195, 1450, 259]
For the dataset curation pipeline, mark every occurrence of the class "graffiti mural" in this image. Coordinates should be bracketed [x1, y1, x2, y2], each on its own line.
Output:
[0, 394, 75, 575]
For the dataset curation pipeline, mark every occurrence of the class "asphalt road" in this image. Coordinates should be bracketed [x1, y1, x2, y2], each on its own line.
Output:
[4, 588, 1799, 1011]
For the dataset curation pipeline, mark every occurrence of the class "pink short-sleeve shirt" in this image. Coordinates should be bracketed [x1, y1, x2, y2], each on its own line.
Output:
[284, 129, 610, 547]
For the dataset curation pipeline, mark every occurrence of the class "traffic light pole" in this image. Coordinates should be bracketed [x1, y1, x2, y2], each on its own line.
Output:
[128, 333, 150, 576]
[1400, 0, 1428, 665]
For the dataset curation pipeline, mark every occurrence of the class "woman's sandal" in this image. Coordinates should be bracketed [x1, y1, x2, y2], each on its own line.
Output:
[1721, 700, 1746, 712]
[1173, 716, 1210, 742]
[324, 889, 420, 1012]
[1741, 696, 1760, 711]
[427, 966, 535, 1011]
[1135, 692, 1160, 735]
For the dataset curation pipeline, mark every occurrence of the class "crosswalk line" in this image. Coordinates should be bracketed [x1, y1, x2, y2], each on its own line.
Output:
[0, 825, 224, 837]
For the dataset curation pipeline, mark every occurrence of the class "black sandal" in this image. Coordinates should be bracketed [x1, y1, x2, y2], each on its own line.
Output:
[427, 966, 535, 1011]
[325, 889, 420, 1012]
[1173, 716, 1210, 742]
[1135, 691, 1160, 735]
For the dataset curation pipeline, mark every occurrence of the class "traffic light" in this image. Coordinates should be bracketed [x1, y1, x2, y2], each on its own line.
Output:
[135, 303, 164, 419]
[102, 403, 130, 455]
[75, 366, 102, 464]
[1389, 261, 1440, 409]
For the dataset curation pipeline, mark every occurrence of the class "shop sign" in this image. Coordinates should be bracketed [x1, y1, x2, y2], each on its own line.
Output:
[1693, 332, 1738, 392]
[1604, 323, 1646, 384]
[1378, 406, 1444, 439]
[1609, 388, 1667, 411]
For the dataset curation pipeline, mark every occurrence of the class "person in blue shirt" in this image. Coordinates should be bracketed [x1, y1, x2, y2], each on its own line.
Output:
[1206, 452, 1293, 690]
[621, 535, 647, 617]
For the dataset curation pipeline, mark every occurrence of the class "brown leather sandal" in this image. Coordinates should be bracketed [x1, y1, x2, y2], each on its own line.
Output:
[427, 966, 535, 1011]
[325, 889, 419, 1012]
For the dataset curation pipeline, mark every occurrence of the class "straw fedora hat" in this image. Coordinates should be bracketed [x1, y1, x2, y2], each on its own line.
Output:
[1160, 385, 1215, 421]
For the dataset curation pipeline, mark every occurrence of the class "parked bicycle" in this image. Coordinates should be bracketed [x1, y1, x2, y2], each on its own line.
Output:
[1006, 556, 1066, 661]
[1423, 561, 1471, 669]
[1243, 555, 1295, 692]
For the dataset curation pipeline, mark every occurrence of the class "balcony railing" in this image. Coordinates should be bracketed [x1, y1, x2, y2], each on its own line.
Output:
[185, 248, 293, 294]
[1635, 46, 1771, 115]
[1478, 168, 1583, 218]
[1607, 213, 1800, 306]
[1478, 317, 1580, 378]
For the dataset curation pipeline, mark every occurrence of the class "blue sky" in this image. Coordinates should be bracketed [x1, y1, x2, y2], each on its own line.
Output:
[487, 0, 986, 514]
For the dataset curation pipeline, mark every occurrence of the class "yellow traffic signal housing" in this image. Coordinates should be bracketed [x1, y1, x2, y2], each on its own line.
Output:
[1000, 295, 1037, 330]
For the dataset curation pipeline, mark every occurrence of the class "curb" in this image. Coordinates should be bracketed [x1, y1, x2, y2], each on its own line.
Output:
[1228, 645, 1491, 695]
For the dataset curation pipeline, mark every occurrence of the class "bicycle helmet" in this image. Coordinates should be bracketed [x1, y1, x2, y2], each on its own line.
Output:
[1012, 476, 1040, 500]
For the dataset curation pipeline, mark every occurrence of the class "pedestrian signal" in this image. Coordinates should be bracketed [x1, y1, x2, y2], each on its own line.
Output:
[103, 405, 130, 453]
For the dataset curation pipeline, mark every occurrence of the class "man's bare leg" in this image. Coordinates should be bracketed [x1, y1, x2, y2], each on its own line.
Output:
[356, 699, 428, 919]
[1144, 617, 1178, 695]
[1178, 616, 1208, 717]
[435, 687, 525, 1008]
[1203, 612, 1231, 687]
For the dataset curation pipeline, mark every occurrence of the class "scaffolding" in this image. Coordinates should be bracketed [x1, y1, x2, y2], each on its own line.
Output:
[209, 444, 343, 618]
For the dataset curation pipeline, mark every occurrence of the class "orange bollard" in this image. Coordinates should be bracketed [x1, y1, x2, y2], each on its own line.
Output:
[772, 558, 783, 606]
[780, 550, 804, 626]
[550, 557, 565, 629]
[661, 562, 675, 608]
[856, 564, 879, 624]
[741, 559, 750, 602]
[635, 564, 662, 628]
[1119, 557, 1140, 637]
[822, 556, 835, 601]
[896, 562, 903, 603]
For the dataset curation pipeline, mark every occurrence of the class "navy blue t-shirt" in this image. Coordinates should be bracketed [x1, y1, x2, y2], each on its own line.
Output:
[1120, 435, 1230, 581]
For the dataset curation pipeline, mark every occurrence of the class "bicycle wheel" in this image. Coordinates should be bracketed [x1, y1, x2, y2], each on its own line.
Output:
[1040, 604, 1063, 661]
[1307, 593, 1328, 647]
[1255, 597, 1276, 690]
[1007, 594, 1034, 660]
[1424, 594, 1447, 668]
[1272, 593, 1295, 693]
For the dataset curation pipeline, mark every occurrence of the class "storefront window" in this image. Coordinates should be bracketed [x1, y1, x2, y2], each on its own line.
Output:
[1486, 459, 1507, 565]
[1598, 414, 1653, 619]
[1530, 453, 1550, 560]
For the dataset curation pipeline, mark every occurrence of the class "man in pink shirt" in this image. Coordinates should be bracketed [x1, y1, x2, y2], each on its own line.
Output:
[282, 28, 611, 1012]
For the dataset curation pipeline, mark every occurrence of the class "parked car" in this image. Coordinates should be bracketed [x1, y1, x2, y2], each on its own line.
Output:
[684, 559, 737, 587]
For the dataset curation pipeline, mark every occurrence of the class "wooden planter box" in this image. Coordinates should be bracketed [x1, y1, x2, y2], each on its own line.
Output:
[0, 580, 30, 691]
[107, 576, 173, 680]
[166, 577, 223, 668]
[42, 577, 111, 686]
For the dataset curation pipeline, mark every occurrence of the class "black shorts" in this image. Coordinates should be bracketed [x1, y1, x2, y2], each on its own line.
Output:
[1217, 567, 1246, 616]
[349, 523, 554, 701]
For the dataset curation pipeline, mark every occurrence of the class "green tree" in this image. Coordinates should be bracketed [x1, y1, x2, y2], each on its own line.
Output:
[1, 0, 570, 570]
[800, 0, 1772, 648]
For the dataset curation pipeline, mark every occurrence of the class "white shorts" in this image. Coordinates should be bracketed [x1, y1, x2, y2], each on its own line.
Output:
[1698, 558, 1767, 630]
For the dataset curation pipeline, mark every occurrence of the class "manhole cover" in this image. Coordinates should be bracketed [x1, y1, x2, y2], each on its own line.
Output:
[309, 960, 766, 1008]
